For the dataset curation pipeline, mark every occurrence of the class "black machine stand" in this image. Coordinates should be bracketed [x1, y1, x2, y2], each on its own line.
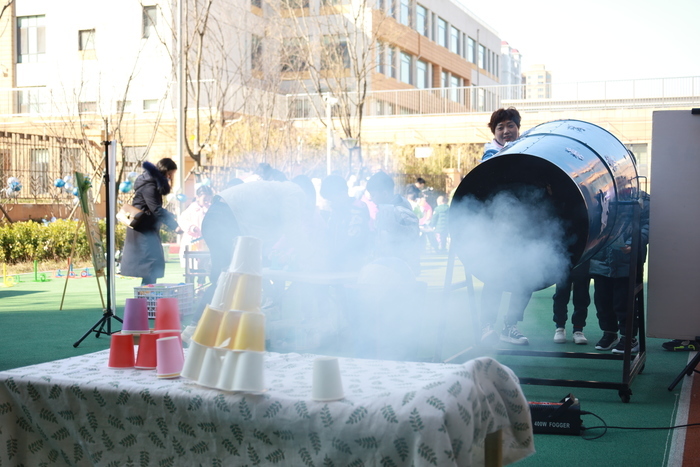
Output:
[437, 198, 646, 403]
[73, 138, 121, 347]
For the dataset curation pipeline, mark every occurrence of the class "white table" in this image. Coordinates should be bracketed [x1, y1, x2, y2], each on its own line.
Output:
[0, 351, 534, 466]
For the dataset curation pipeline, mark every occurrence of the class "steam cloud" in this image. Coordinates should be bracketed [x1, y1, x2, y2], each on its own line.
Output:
[450, 186, 572, 293]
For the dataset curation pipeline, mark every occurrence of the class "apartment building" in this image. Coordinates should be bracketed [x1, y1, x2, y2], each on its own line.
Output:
[523, 64, 552, 99]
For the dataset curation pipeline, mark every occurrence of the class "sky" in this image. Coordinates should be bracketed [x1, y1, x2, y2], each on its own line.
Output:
[463, 0, 700, 84]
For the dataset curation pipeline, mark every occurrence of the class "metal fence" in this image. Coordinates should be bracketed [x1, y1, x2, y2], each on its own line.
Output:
[0, 131, 98, 203]
[286, 76, 700, 119]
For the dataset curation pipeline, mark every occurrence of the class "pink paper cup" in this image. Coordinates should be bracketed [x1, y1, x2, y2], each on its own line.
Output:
[135, 332, 159, 369]
[122, 298, 150, 334]
[108, 332, 135, 368]
[155, 298, 181, 332]
[156, 336, 184, 378]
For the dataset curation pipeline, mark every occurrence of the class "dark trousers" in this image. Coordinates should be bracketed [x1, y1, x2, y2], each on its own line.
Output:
[552, 273, 591, 331]
[481, 282, 532, 328]
[592, 275, 637, 336]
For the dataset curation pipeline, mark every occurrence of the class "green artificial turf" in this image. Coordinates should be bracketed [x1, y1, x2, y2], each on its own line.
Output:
[0, 253, 692, 466]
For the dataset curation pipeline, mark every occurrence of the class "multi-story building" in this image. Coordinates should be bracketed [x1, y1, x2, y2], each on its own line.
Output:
[523, 64, 552, 100]
[499, 41, 522, 99]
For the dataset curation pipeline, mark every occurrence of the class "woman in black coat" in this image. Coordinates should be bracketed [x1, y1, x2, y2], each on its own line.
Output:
[120, 158, 182, 285]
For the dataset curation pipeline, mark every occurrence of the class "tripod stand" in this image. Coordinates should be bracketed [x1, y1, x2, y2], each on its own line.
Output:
[74, 138, 121, 347]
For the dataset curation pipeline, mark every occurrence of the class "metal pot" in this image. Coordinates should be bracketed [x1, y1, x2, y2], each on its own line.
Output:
[451, 119, 639, 288]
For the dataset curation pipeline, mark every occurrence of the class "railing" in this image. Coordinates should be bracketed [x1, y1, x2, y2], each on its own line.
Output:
[286, 76, 700, 119]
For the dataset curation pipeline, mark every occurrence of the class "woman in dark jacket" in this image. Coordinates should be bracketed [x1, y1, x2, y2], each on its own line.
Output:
[120, 158, 182, 285]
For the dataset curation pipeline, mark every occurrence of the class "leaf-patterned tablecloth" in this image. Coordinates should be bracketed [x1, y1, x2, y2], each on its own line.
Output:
[0, 351, 534, 466]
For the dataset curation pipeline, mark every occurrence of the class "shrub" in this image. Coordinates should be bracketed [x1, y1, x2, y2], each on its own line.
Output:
[0, 219, 128, 265]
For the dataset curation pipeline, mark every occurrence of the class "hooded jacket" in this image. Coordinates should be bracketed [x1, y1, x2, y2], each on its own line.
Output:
[119, 162, 178, 280]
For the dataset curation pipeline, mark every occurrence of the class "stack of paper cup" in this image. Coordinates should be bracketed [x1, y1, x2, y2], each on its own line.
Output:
[181, 235, 267, 392]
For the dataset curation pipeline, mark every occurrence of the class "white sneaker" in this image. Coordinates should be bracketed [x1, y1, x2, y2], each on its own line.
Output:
[500, 325, 529, 345]
[554, 327, 566, 343]
[573, 331, 588, 345]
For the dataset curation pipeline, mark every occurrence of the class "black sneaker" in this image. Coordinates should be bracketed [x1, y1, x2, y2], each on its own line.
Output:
[612, 336, 639, 354]
[500, 325, 529, 345]
[662, 340, 698, 351]
[595, 332, 619, 351]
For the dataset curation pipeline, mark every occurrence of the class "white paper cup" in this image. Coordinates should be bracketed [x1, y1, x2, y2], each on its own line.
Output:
[216, 350, 243, 391]
[181, 340, 208, 381]
[232, 351, 265, 392]
[228, 236, 262, 276]
[210, 272, 238, 311]
[312, 357, 344, 401]
[197, 347, 226, 388]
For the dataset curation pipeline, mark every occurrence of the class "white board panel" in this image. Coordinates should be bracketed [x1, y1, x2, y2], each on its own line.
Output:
[647, 110, 700, 339]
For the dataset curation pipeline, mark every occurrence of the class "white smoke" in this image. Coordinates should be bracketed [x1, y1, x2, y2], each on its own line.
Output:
[451, 187, 571, 294]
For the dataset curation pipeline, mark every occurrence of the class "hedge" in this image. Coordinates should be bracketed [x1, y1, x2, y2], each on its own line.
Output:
[0, 219, 128, 265]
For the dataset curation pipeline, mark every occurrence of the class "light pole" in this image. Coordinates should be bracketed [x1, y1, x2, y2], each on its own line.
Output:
[324, 95, 338, 175]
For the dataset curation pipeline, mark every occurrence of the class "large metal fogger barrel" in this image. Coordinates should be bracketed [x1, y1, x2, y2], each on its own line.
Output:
[451, 119, 639, 287]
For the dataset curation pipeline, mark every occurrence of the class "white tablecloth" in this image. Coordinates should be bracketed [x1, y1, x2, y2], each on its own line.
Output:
[0, 350, 534, 466]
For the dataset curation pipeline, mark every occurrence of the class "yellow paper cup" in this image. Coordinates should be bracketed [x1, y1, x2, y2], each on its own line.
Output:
[231, 274, 262, 312]
[232, 311, 266, 352]
[191, 305, 225, 347]
[214, 310, 244, 348]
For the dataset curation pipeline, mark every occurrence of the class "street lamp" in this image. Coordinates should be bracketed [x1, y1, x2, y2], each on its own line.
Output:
[323, 94, 338, 175]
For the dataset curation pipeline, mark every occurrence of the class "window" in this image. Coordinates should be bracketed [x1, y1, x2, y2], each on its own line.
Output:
[291, 98, 311, 118]
[375, 41, 385, 74]
[60, 148, 81, 176]
[399, 0, 410, 26]
[142, 6, 157, 38]
[78, 29, 95, 51]
[467, 37, 475, 63]
[377, 0, 385, 12]
[388, 0, 396, 18]
[289, 0, 310, 8]
[450, 75, 460, 102]
[124, 146, 147, 164]
[143, 99, 159, 111]
[78, 101, 96, 113]
[478, 44, 485, 69]
[449, 26, 459, 55]
[388, 47, 397, 79]
[437, 18, 447, 48]
[400, 51, 412, 84]
[416, 59, 428, 89]
[281, 38, 308, 72]
[31, 149, 50, 194]
[17, 15, 46, 63]
[117, 100, 132, 113]
[251, 34, 263, 71]
[251, 0, 262, 8]
[416, 5, 428, 37]
[17, 87, 47, 114]
[322, 35, 350, 70]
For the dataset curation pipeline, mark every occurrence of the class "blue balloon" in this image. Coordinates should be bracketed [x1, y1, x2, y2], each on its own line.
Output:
[119, 181, 133, 193]
[72, 187, 79, 196]
[176, 193, 188, 202]
[54, 178, 66, 188]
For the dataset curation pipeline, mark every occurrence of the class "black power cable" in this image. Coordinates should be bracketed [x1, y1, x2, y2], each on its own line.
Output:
[579, 410, 700, 441]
